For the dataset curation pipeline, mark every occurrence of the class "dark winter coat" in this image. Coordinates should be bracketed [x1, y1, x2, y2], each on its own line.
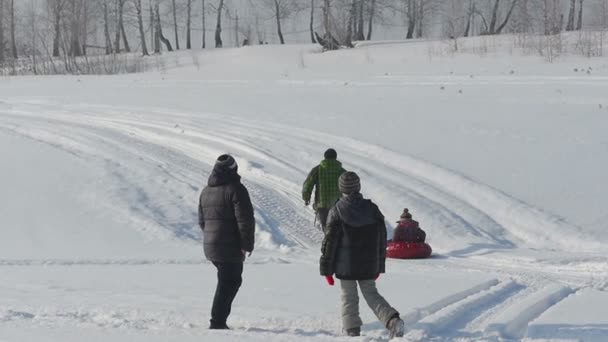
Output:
[393, 218, 426, 243]
[320, 193, 387, 280]
[198, 165, 255, 263]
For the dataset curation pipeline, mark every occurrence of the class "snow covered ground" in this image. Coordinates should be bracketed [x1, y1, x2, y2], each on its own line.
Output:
[1, 37, 608, 341]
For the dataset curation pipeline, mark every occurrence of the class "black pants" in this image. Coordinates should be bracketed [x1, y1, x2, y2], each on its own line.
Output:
[317, 207, 330, 234]
[210, 261, 243, 327]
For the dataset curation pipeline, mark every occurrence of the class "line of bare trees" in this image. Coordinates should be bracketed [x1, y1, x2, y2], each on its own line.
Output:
[1, 0, 608, 65]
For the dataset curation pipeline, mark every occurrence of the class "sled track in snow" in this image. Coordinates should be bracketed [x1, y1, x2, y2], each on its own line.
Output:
[0, 100, 603, 254]
[398, 278, 575, 341]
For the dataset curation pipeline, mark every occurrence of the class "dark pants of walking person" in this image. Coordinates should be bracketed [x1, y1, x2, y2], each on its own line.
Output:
[210, 261, 243, 328]
[317, 207, 330, 233]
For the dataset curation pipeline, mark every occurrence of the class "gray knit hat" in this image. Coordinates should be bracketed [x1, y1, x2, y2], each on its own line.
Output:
[215, 154, 238, 171]
[339, 171, 361, 194]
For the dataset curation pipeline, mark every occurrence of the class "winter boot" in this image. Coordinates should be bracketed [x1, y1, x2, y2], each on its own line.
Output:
[387, 315, 405, 339]
[209, 321, 230, 330]
[345, 327, 361, 337]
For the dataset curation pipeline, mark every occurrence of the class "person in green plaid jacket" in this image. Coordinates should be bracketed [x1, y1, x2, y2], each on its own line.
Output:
[302, 149, 346, 233]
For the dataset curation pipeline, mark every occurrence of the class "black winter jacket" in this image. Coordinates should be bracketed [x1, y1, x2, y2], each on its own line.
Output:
[198, 165, 255, 263]
[320, 193, 387, 280]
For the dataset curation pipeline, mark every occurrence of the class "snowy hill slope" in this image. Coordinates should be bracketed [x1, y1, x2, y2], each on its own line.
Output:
[1, 38, 608, 341]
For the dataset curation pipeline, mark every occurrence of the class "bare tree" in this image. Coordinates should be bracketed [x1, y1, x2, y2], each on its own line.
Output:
[406, 0, 417, 39]
[68, 0, 83, 57]
[576, 0, 584, 30]
[0, 0, 4, 63]
[135, 0, 149, 55]
[121, 0, 130, 52]
[366, 0, 376, 40]
[215, 0, 224, 47]
[486, 0, 519, 35]
[10, 0, 16, 59]
[186, 0, 192, 49]
[149, 0, 155, 50]
[274, 0, 285, 44]
[416, 0, 425, 37]
[463, 0, 474, 37]
[114, 0, 129, 53]
[103, 0, 113, 54]
[566, 0, 576, 31]
[201, 0, 206, 48]
[155, 0, 173, 51]
[355, 0, 364, 40]
[172, 0, 179, 49]
[50, 0, 65, 57]
[263, 0, 298, 44]
[310, 0, 316, 43]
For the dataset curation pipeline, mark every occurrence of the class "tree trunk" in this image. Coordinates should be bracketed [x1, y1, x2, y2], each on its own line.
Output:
[0, 0, 4, 63]
[10, 0, 17, 59]
[172, 0, 179, 49]
[346, 0, 355, 45]
[186, 0, 192, 49]
[52, 0, 62, 57]
[156, 1, 173, 51]
[322, 0, 330, 36]
[366, 0, 375, 40]
[274, 0, 285, 44]
[202, 0, 206, 48]
[136, 0, 149, 55]
[120, 0, 130, 52]
[518, 0, 530, 32]
[115, 0, 121, 52]
[149, 1, 154, 51]
[356, 0, 364, 40]
[82, 0, 87, 56]
[69, 0, 82, 57]
[416, 0, 424, 38]
[566, 0, 576, 31]
[406, 0, 416, 39]
[464, 1, 474, 37]
[215, 0, 224, 48]
[495, 0, 518, 34]
[310, 0, 316, 43]
[154, 0, 160, 53]
[489, 0, 500, 34]
[104, 1, 113, 54]
[576, 0, 583, 30]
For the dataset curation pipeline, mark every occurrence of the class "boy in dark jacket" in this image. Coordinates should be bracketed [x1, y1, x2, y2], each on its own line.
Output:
[199, 154, 255, 329]
[320, 172, 405, 338]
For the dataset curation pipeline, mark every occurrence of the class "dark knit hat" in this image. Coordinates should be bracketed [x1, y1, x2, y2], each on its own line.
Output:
[339, 171, 361, 194]
[399, 208, 413, 221]
[215, 154, 238, 171]
[324, 148, 337, 159]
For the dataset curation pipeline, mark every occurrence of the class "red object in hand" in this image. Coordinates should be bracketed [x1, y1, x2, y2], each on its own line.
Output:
[374, 274, 380, 280]
[325, 275, 335, 286]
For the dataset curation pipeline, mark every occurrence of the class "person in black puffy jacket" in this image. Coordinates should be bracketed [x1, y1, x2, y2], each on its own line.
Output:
[199, 154, 255, 330]
[320, 171, 404, 338]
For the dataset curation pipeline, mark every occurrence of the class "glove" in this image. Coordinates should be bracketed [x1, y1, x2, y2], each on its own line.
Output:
[374, 274, 380, 280]
[305, 200, 310, 206]
[325, 275, 335, 286]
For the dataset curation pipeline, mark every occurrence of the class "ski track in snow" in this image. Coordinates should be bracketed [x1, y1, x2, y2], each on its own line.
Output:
[0, 99, 606, 340]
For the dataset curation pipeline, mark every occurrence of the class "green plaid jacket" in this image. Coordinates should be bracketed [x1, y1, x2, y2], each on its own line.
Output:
[302, 159, 346, 209]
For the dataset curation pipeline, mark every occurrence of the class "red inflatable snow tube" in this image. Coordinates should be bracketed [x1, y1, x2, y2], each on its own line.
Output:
[386, 241, 432, 259]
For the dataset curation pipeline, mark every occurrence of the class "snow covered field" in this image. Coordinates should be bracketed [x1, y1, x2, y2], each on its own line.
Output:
[1, 38, 608, 341]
